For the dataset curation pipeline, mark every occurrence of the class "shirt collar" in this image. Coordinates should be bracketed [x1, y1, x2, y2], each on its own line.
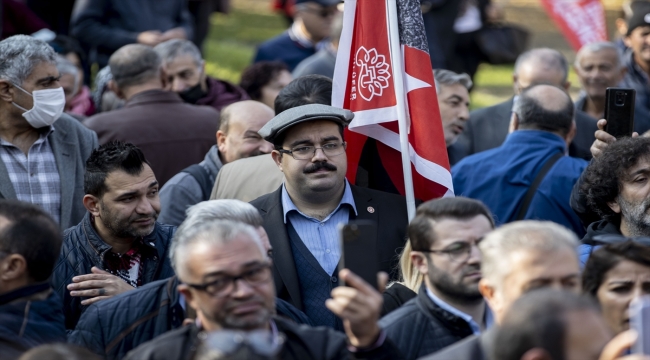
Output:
[281, 179, 357, 223]
[288, 23, 329, 51]
[426, 287, 493, 334]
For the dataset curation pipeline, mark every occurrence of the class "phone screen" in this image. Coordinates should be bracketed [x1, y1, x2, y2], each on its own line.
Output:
[631, 296, 650, 355]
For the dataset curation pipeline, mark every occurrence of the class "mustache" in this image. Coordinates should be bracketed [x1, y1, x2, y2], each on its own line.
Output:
[130, 212, 158, 222]
[304, 161, 337, 174]
[461, 264, 481, 277]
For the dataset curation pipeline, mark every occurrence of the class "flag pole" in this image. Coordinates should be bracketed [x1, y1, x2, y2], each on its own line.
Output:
[386, 0, 416, 221]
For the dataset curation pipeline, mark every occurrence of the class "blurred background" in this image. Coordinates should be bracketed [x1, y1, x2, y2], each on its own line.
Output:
[202, 0, 629, 109]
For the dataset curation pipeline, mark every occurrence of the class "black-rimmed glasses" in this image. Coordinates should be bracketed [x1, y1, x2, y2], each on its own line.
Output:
[278, 141, 346, 160]
[185, 263, 272, 297]
[415, 240, 480, 263]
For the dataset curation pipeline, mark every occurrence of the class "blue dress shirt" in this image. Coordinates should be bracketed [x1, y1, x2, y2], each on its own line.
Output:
[282, 180, 358, 275]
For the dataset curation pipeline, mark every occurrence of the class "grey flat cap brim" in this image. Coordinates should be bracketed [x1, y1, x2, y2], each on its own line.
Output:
[258, 104, 354, 143]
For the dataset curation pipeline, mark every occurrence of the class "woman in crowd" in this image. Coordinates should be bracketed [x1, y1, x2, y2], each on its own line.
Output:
[583, 240, 650, 335]
[239, 61, 292, 110]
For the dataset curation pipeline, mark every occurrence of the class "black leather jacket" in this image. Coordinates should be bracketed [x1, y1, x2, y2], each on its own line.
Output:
[51, 213, 176, 329]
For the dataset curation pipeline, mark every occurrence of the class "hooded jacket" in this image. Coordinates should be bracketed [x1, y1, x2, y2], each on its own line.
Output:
[579, 219, 622, 266]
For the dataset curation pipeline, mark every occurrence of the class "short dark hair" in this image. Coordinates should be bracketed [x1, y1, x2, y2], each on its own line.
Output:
[84, 141, 150, 197]
[274, 74, 332, 115]
[581, 137, 650, 221]
[408, 197, 495, 251]
[493, 289, 601, 360]
[0, 200, 62, 282]
[583, 240, 650, 297]
[109, 44, 162, 89]
[239, 61, 289, 102]
[513, 85, 574, 136]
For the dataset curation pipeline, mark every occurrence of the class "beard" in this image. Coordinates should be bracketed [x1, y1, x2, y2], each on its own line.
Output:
[99, 201, 158, 239]
[427, 260, 483, 303]
[617, 195, 650, 236]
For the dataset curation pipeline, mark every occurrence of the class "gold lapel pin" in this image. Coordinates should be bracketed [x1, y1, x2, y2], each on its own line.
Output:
[367, 206, 375, 213]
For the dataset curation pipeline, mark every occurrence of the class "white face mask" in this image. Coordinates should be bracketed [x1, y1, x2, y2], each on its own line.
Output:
[12, 84, 65, 128]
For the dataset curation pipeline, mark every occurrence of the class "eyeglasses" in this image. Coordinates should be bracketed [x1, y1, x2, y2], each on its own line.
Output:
[415, 240, 480, 263]
[186, 263, 272, 297]
[278, 141, 347, 160]
[300, 6, 339, 18]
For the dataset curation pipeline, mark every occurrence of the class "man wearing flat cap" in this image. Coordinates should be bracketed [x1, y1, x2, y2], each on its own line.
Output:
[621, 1, 650, 133]
[250, 104, 410, 330]
[253, 0, 340, 71]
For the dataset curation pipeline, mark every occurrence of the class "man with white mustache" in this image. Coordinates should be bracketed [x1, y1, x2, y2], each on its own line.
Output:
[574, 42, 627, 121]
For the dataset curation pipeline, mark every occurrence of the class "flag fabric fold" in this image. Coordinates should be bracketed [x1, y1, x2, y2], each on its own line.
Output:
[332, 0, 454, 202]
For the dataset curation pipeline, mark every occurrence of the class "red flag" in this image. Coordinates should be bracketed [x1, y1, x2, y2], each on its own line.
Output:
[332, 0, 453, 202]
[539, 0, 608, 51]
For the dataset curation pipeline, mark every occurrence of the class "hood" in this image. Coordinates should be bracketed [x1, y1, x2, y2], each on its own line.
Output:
[582, 219, 622, 244]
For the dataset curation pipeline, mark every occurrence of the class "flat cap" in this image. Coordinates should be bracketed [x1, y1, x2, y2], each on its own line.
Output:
[258, 104, 354, 143]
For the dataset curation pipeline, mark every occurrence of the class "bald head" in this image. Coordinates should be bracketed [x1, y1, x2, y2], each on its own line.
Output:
[513, 48, 570, 93]
[513, 84, 574, 136]
[109, 44, 162, 89]
[217, 100, 275, 164]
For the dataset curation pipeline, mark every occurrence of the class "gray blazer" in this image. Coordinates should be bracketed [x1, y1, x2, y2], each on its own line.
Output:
[0, 114, 98, 229]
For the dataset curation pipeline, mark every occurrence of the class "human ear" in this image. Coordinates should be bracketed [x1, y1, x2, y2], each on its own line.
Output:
[217, 130, 227, 153]
[271, 150, 284, 172]
[83, 195, 101, 217]
[0, 80, 14, 103]
[410, 252, 429, 276]
[607, 199, 621, 214]
[0, 254, 27, 281]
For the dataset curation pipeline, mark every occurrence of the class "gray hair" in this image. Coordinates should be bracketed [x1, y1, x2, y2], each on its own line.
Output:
[154, 39, 203, 67]
[109, 44, 162, 89]
[0, 35, 57, 85]
[575, 41, 625, 70]
[170, 200, 264, 271]
[433, 69, 473, 94]
[171, 220, 265, 281]
[514, 48, 569, 83]
[479, 221, 579, 287]
[55, 55, 80, 95]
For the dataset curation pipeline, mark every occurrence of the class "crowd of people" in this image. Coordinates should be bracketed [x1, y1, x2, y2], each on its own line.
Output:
[5, 0, 650, 359]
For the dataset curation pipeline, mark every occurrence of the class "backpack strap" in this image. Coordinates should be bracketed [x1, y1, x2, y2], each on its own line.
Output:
[181, 164, 212, 201]
[515, 152, 563, 221]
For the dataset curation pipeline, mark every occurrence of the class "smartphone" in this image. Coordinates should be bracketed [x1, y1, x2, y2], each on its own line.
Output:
[631, 296, 650, 355]
[604, 88, 636, 138]
[338, 221, 380, 289]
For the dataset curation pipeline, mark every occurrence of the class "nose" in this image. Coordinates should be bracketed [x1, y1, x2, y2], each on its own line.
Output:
[466, 245, 481, 265]
[230, 278, 255, 298]
[312, 146, 328, 161]
[136, 197, 155, 215]
[172, 78, 186, 92]
[459, 104, 470, 121]
[259, 140, 274, 154]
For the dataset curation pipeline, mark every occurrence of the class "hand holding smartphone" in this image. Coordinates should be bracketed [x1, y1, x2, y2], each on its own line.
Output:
[338, 221, 380, 289]
[604, 88, 636, 138]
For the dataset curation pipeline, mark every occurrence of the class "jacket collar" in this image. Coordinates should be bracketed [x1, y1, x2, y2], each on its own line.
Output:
[80, 212, 161, 259]
[503, 130, 567, 151]
[125, 89, 184, 108]
[200, 145, 223, 183]
[0, 282, 50, 306]
[415, 285, 475, 336]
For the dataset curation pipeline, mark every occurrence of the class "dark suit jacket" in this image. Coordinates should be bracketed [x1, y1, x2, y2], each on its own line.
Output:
[0, 114, 98, 229]
[250, 185, 410, 311]
[448, 98, 598, 163]
[422, 328, 497, 360]
[84, 89, 219, 186]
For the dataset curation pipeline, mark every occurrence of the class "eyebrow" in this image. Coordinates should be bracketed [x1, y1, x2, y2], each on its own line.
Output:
[114, 181, 158, 199]
[629, 168, 650, 177]
[244, 130, 262, 137]
[201, 260, 265, 279]
[36, 76, 61, 85]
